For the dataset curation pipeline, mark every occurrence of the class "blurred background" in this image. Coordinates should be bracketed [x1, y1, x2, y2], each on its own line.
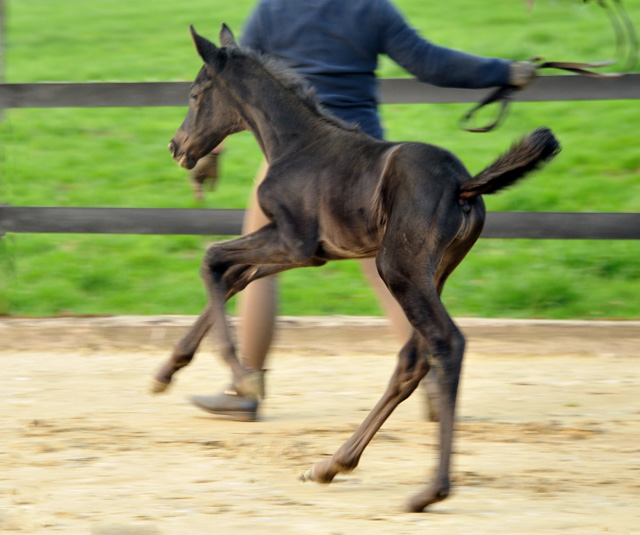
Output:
[0, 0, 638, 318]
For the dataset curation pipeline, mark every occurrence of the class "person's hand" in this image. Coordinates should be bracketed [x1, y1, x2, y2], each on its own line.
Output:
[509, 61, 537, 89]
[189, 148, 223, 201]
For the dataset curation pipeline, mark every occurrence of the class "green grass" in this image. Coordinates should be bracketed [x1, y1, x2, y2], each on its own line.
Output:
[1, 0, 639, 318]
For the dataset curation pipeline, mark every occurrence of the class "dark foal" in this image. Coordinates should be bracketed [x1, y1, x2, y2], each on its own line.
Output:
[153, 25, 560, 512]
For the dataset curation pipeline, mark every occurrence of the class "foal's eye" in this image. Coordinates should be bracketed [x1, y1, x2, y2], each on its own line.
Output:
[189, 93, 198, 102]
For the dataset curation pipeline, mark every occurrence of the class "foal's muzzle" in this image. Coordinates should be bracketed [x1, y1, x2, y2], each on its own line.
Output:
[168, 139, 197, 170]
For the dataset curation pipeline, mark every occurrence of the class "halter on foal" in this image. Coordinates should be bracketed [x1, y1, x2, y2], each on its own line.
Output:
[153, 25, 560, 512]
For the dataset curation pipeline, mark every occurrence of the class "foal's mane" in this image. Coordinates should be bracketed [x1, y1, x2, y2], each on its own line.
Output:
[228, 46, 362, 134]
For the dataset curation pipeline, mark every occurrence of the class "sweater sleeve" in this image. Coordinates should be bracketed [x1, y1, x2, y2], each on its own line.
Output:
[376, 0, 511, 89]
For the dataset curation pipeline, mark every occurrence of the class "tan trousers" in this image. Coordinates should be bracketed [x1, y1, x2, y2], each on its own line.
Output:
[236, 161, 412, 371]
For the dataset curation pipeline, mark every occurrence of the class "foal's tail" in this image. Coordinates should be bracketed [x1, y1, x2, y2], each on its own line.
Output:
[459, 127, 560, 200]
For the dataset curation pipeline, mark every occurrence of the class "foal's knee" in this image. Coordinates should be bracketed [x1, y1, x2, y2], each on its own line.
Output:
[200, 245, 228, 282]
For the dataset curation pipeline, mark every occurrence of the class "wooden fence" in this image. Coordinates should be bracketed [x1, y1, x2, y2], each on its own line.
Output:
[1, 74, 639, 239]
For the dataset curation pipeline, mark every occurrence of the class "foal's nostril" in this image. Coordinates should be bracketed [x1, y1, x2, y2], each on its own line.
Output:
[168, 140, 177, 157]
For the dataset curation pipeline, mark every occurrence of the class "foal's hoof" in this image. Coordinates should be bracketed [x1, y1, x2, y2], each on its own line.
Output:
[150, 378, 171, 394]
[405, 485, 450, 513]
[299, 459, 341, 484]
[298, 469, 314, 483]
[298, 467, 333, 484]
[405, 494, 429, 513]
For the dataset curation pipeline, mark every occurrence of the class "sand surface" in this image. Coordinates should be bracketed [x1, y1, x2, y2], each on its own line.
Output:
[1, 316, 639, 534]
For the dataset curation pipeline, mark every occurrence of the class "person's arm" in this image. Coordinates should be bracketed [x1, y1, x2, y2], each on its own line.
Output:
[189, 144, 224, 201]
[376, 0, 531, 89]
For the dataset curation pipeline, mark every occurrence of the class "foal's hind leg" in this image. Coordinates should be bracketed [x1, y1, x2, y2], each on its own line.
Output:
[422, 201, 485, 421]
[380, 250, 466, 511]
[400, 202, 484, 511]
[303, 208, 470, 511]
[302, 332, 429, 483]
[403, 274, 467, 512]
[302, 267, 464, 509]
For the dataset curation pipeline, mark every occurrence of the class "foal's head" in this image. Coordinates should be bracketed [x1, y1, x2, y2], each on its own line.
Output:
[169, 25, 245, 170]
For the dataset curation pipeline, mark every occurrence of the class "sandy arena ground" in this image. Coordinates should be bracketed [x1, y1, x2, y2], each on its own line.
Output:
[1, 316, 639, 534]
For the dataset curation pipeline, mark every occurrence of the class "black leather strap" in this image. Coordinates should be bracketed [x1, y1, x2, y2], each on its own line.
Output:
[460, 0, 637, 132]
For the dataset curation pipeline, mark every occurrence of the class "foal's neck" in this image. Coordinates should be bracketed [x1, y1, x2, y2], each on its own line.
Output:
[231, 67, 329, 162]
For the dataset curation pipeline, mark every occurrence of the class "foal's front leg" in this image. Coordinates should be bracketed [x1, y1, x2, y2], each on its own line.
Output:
[200, 223, 321, 399]
[151, 302, 213, 393]
[151, 210, 319, 394]
[151, 259, 323, 394]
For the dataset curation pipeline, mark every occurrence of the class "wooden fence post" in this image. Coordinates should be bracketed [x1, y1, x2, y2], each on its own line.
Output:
[0, 0, 5, 241]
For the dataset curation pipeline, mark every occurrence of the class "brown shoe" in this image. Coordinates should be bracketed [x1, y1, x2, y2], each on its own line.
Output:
[190, 388, 259, 422]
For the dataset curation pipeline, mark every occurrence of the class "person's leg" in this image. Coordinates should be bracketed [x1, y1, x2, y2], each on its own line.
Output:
[359, 258, 411, 344]
[359, 258, 440, 422]
[237, 161, 277, 372]
[191, 160, 275, 420]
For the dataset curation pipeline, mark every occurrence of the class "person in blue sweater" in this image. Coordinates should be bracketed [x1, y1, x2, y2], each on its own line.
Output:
[190, 0, 535, 420]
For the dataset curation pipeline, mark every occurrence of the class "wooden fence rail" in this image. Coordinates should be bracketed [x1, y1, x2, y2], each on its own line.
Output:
[1, 206, 639, 240]
[1, 75, 639, 239]
[1, 74, 639, 108]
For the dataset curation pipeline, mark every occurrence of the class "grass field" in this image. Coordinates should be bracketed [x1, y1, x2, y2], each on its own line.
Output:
[1, 0, 639, 318]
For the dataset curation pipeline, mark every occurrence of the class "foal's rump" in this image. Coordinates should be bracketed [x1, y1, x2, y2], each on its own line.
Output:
[375, 127, 560, 274]
[374, 140, 471, 226]
[384, 127, 560, 205]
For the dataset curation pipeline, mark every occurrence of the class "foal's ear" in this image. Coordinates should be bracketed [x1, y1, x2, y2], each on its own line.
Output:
[190, 25, 220, 65]
[219, 23, 237, 47]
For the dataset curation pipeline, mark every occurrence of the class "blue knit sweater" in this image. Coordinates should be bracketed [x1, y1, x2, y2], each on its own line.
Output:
[241, 0, 511, 138]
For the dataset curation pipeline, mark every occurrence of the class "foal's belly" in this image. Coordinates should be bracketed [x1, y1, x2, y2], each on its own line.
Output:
[317, 227, 381, 260]
[315, 197, 384, 260]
